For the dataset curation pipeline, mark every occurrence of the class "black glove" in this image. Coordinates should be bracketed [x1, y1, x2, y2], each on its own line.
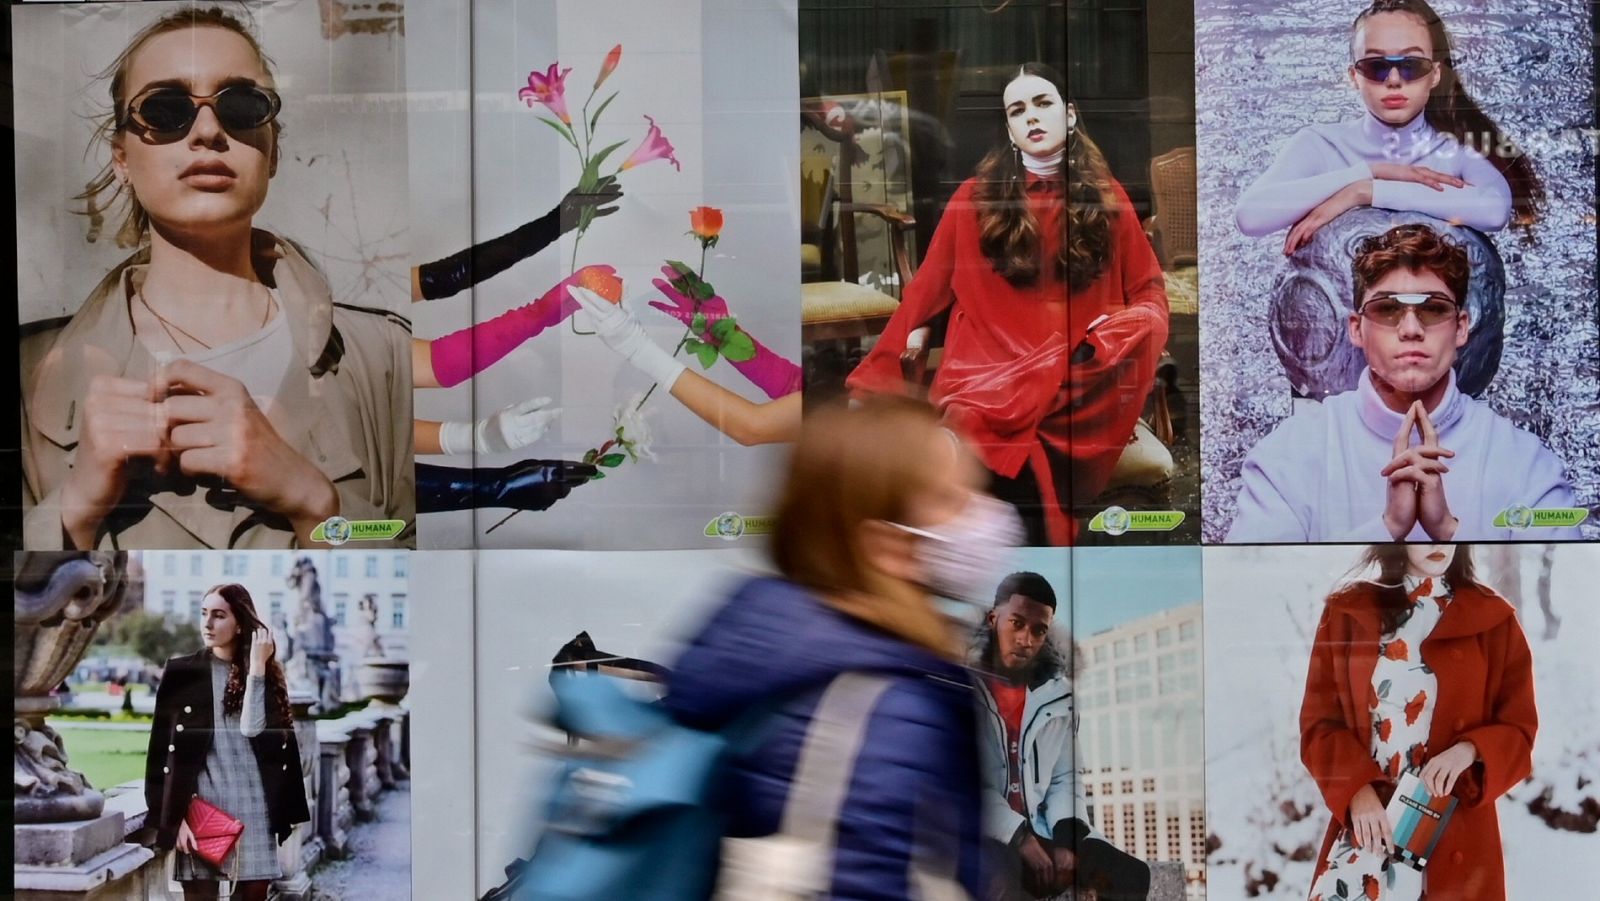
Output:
[415, 460, 599, 514]
[415, 177, 623, 301]
[558, 175, 623, 234]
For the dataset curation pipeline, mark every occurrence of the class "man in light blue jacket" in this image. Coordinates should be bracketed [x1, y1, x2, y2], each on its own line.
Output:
[973, 572, 1150, 900]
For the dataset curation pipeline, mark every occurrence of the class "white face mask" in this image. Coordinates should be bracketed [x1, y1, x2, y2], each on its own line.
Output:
[894, 494, 1025, 607]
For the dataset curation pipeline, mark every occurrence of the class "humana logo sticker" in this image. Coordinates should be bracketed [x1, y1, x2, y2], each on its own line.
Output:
[1492, 506, 1589, 530]
[703, 512, 777, 541]
[310, 517, 407, 545]
[1087, 506, 1185, 536]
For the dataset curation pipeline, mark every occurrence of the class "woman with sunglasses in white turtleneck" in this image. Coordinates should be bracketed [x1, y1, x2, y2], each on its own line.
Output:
[1235, 0, 1543, 255]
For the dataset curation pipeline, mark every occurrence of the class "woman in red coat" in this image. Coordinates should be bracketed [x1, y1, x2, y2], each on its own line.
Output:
[845, 63, 1168, 546]
[1300, 544, 1537, 900]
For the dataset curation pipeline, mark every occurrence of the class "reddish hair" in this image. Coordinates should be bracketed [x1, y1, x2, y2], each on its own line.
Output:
[1352, 223, 1470, 305]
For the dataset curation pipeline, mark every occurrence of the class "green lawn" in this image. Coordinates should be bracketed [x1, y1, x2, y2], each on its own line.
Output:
[54, 725, 151, 792]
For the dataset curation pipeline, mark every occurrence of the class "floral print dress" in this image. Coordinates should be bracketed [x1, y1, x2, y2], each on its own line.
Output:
[1309, 575, 1450, 901]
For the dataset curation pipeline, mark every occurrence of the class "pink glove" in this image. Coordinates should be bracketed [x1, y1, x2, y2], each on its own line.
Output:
[649, 266, 801, 399]
[430, 265, 616, 388]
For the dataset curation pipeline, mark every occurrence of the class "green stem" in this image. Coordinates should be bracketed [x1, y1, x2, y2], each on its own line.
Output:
[635, 326, 693, 410]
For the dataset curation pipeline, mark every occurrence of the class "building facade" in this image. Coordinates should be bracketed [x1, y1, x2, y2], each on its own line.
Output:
[1076, 602, 1205, 898]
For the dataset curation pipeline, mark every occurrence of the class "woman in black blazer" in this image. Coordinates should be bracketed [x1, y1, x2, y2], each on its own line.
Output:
[144, 584, 309, 900]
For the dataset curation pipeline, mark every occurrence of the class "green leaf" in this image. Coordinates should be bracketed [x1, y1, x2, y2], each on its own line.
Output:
[535, 116, 580, 151]
[1336, 879, 1348, 899]
[666, 259, 696, 278]
[1377, 679, 1392, 698]
[719, 330, 756, 362]
[691, 312, 708, 334]
[598, 453, 627, 468]
[589, 91, 619, 131]
[582, 448, 599, 464]
[691, 279, 715, 301]
[709, 316, 739, 342]
[587, 139, 630, 176]
[590, 470, 606, 480]
[688, 340, 719, 369]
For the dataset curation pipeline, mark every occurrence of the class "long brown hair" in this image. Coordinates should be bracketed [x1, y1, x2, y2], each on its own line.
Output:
[75, 6, 280, 248]
[205, 583, 294, 730]
[1352, 0, 1544, 228]
[770, 397, 958, 656]
[1334, 545, 1482, 634]
[973, 63, 1115, 290]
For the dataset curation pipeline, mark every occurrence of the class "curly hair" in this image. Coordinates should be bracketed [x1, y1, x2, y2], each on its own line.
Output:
[1351, 223, 1470, 305]
[1352, 0, 1544, 229]
[206, 583, 294, 730]
[75, 6, 280, 248]
[973, 63, 1115, 291]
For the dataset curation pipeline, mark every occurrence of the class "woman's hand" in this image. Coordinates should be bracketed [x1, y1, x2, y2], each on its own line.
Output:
[1347, 783, 1394, 856]
[1284, 181, 1369, 255]
[1017, 832, 1054, 896]
[176, 819, 198, 855]
[58, 375, 173, 548]
[1420, 740, 1478, 798]
[248, 626, 274, 676]
[158, 359, 339, 542]
[1369, 162, 1466, 192]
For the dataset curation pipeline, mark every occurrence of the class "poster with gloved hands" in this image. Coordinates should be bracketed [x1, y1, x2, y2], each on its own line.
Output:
[408, 0, 802, 549]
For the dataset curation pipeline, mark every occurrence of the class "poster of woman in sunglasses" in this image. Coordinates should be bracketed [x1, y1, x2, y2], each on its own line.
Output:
[14, 0, 414, 550]
[1195, 0, 1598, 542]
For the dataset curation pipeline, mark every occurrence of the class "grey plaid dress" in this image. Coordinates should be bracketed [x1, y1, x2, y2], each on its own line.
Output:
[174, 658, 282, 882]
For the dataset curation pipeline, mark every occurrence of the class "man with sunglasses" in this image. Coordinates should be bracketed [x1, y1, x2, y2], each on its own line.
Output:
[1226, 224, 1579, 542]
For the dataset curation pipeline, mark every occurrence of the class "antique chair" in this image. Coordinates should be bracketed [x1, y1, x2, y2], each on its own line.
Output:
[799, 95, 919, 394]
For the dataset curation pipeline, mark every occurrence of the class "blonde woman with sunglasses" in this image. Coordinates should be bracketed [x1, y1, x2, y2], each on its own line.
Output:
[1235, 0, 1543, 255]
[19, 6, 413, 550]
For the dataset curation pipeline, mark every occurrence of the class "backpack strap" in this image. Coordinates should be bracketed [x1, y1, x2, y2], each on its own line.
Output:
[776, 673, 893, 855]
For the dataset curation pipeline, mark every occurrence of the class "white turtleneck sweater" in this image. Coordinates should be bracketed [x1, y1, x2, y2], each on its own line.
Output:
[1234, 113, 1513, 236]
[1021, 147, 1063, 178]
[1226, 368, 1579, 542]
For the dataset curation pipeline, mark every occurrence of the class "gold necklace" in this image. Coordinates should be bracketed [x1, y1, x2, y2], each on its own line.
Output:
[135, 284, 273, 352]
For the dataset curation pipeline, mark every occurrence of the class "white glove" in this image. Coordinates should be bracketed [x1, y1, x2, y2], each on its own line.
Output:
[571, 286, 687, 388]
[438, 397, 561, 455]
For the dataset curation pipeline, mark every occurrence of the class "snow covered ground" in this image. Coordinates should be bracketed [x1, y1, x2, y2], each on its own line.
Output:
[1202, 544, 1600, 899]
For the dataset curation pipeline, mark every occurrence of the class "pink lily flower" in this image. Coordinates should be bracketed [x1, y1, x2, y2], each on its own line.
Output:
[519, 63, 573, 124]
[619, 115, 681, 172]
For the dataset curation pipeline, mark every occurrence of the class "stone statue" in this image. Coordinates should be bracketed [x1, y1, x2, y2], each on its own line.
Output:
[286, 556, 341, 712]
[13, 553, 130, 822]
[354, 593, 385, 659]
[1269, 207, 1504, 399]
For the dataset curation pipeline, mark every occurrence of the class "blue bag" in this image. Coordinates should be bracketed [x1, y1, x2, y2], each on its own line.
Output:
[506, 674, 735, 901]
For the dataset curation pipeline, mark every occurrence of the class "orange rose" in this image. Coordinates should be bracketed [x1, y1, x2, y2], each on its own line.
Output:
[689, 206, 724, 241]
[1405, 690, 1427, 727]
[577, 267, 623, 303]
[1363, 874, 1381, 900]
[1382, 638, 1409, 661]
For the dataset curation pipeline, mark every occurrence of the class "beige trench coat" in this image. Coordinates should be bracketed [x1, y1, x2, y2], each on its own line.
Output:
[20, 231, 415, 549]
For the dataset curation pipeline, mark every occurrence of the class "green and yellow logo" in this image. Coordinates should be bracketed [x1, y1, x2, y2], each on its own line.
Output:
[310, 517, 407, 545]
[703, 512, 777, 541]
[1492, 506, 1588, 530]
[1087, 506, 1186, 536]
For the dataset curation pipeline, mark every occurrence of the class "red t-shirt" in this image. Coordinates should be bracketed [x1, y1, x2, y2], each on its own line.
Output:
[985, 674, 1029, 817]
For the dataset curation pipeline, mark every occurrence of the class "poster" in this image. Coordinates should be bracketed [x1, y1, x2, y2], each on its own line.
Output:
[13, 0, 414, 551]
[409, 0, 802, 550]
[13, 550, 415, 899]
[1195, 0, 1598, 542]
[1203, 543, 1600, 899]
[796, 1, 1202, 546]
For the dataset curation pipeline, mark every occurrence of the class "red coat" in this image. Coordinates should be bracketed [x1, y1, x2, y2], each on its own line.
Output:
[1300, 582, 1537, 900]
[847, 174, 1168, 544]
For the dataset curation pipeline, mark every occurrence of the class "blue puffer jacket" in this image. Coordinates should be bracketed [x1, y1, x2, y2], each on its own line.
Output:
[664, 577, 986, 900]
